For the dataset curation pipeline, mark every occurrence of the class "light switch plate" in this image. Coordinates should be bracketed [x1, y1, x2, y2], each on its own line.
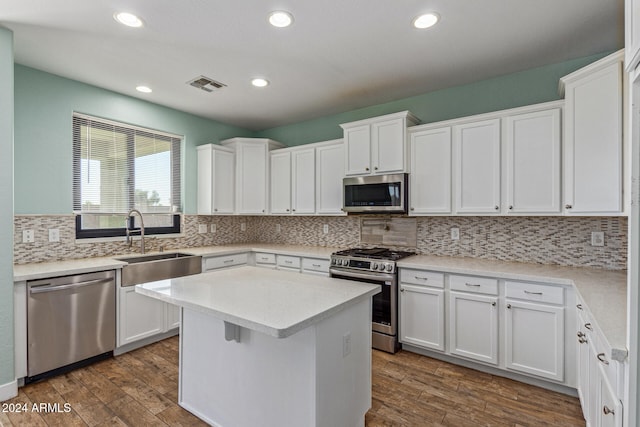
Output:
[451, 227, 460, 240]
[211, 224, 217, 233]
[276, 224, 281, 233]
[241, 223, 246, 232]
[323, 224, 329, 234]
[22, 230, 35, 243]
[198, 224, 208, 234]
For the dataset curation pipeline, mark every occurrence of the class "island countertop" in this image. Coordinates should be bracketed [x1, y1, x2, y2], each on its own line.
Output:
[135, 266, 380, 339]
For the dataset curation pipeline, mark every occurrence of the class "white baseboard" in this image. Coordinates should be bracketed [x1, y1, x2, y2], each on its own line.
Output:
[0, 379, 18, 402]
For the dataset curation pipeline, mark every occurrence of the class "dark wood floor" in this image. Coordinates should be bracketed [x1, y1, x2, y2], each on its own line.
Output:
[0, 336, 585, 426]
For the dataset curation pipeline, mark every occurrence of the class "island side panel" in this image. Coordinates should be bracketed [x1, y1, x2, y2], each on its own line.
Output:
[179, 307, 316, 427]
[315, 298, 372, 427]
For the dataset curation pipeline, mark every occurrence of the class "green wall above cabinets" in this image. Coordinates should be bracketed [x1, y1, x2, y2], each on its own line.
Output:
[255, 51, 613, 146]
[13, 65, 252, 215]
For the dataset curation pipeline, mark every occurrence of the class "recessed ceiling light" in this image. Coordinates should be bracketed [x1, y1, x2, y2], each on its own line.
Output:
[251, 78, 269, 88]
[114, 12, 144, 28]
[412, 13, 439, 29]
[136, 86, 152, 93]
[268, 11, 294, 28]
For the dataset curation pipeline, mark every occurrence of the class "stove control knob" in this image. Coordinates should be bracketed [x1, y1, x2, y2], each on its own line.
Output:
[341, 259, 348, 266]
[385, 264, 393, 272]
[338, 259, 343, 266]
[372, 263, 378, 270]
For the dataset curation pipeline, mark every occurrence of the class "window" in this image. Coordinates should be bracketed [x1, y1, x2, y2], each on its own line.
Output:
[72, 113, 182, 238]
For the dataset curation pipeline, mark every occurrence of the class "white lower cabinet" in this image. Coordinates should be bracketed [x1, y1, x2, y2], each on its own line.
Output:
[165, 303, 181, 331]
[254, 252, 277, 269]
[276, 254, 301, 272]
[504, 299, 564, 381]
[302, 257, 330, 276]
[399, 284, 445, 351]
[449, 290, 499, 365]
[203, 253, 249, 272]
[118, 286, 170, 347]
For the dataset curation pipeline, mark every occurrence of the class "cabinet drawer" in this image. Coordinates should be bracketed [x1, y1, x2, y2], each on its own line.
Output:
[277, 255, 301, 269]
[204, 253, 248, 271]
[505, 281, 564, 305]
[450, 275, 498, 295]
[255, 252, 276, 265]
[302, 258, 330, 273]
[399, 269, 445, 288]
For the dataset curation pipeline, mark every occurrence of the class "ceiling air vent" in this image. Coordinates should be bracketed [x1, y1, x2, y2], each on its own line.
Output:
[187, 75, 226, 93]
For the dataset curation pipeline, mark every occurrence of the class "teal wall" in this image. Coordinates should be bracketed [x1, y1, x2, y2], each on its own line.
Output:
[0, 27, 14, 389]
[14, 65, 252, 214]
[256, 52, 613, 145]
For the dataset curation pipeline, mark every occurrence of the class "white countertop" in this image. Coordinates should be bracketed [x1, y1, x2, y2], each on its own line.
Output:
[399, 255, 628, 360]
[135, 266, 380, 338]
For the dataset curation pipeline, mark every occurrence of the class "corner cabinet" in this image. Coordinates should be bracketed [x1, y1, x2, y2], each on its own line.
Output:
[221, 138, 284, 215]
[341, 111, 419, 176]
[197, 144, 235, 215]
[560, 50, 624, 215]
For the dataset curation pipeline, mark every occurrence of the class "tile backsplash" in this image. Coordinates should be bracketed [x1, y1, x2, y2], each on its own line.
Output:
[13, 214, 627, 270]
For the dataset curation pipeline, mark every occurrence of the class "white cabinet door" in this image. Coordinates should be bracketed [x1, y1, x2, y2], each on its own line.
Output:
[599, 365, 623, 427]
[344, 125, 371, 176]
[505, 300, 564, 381]
[196, 144, 235, 215]
[292, 148, 315, 214]
[399, 284, 445, 351]
[505, 108, 561, 214]
[454, 119, 501, 214]
[576, 306, 591, 416]
[409, 127, 452, 214]
[372, 117, 405, 174]
[270, 151, 292, 214]
[119, 286, 165, 346]
[626, 0, 640, 71]
[316, 142, 345, 215]
[563, 59, 623, 214]
[212, 148, 235, 214]
[236, 142, 269, 214]
[165, 303, 181, 330]
[449, 291, 499, 365]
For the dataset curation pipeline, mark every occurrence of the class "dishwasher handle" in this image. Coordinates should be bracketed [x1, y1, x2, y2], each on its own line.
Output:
[29, 278, 112, 295]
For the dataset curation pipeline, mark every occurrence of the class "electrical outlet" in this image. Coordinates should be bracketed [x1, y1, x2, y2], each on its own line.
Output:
[241, 222, 246, 232]
[48, 228, 60, 242]
[198, 224, 208, 234]
[342, 332, 352, 357]
[323, 224, 329, 234]
[451, 227, 460, 240]
[22, 230, 35, 243]
[591, 231, 605, 247]
[210, 224, 217, 233]
[276, 224, 281, 233]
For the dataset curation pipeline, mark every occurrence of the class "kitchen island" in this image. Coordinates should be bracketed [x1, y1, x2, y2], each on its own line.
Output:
[135, 266, 380, 427]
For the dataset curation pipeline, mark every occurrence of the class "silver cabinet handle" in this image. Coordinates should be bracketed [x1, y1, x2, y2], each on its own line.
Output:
[585, 323, 593, 330]
[578, 337, 587, 344]
[577, 331, 585, 338]
[312, 264, 321, 268]
[565, 204, 572, 209]
[286, 209, 290, 212]
[603, 406, 615, 416]
[214, 208, 218, 212]
[576, 303, 583, 310]
[494, 205, 499, 210]
[415, 276, 429, 281]
[507, 304, 512, 309]
[400, 288, 405, 292]
[365, 167, 370, 171]
[285, 260, 293, 264]
[465, 282, 481, 287]
[508, 205, 513, 210]
[223, 259, 234, 264]
[597, 353, 610, 365]
[524, 290, 543, 295]
[410, 207, 415, 211]
[374, 166, 378, 170]
[491, 302, 496, 307]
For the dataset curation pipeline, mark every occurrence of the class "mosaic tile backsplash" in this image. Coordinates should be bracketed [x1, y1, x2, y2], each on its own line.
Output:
[14, 214, 627, 270]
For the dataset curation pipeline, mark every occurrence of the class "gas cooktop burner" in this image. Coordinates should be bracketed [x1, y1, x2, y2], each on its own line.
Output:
[333, 247, 415, 261]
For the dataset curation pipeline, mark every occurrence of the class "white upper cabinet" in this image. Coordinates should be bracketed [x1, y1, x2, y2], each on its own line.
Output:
[626, 0, 640, 71]
[315, 140, 345, 215]
[196, 144, 235, 215]
[453, 119, 501, 214]
[504, 107, 562, 214]
[222, 138, 284, 215]
[292, 148, 316, 214]
[270, 151, 292, 214]
[341, 111, 419, 176]
[560, 51, 624, 215]
[409, 126, 452, 214]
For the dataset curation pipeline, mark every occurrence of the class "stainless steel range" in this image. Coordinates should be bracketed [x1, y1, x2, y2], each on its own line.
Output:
[329, 247, 415, 353]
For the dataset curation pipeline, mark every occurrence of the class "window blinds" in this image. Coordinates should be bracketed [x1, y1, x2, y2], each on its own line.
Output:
[72, 113, 182, 214]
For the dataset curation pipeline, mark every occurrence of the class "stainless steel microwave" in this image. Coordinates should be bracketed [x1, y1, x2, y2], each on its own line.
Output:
[343, 173, 408, 213]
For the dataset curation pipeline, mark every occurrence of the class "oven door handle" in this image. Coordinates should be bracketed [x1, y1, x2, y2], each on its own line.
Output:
[330, 268, 396, 283]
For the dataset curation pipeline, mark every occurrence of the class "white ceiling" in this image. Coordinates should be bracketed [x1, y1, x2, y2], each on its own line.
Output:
[1, 0, 624, 131]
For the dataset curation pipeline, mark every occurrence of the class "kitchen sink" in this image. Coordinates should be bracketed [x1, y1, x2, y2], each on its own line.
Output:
[116, 252, 202, 286]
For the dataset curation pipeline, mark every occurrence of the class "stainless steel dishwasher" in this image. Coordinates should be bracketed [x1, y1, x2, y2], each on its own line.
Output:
[27, 270, 116, 382]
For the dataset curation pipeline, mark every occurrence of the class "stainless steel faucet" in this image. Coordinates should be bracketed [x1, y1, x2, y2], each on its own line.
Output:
[125, 209, 145, 254]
